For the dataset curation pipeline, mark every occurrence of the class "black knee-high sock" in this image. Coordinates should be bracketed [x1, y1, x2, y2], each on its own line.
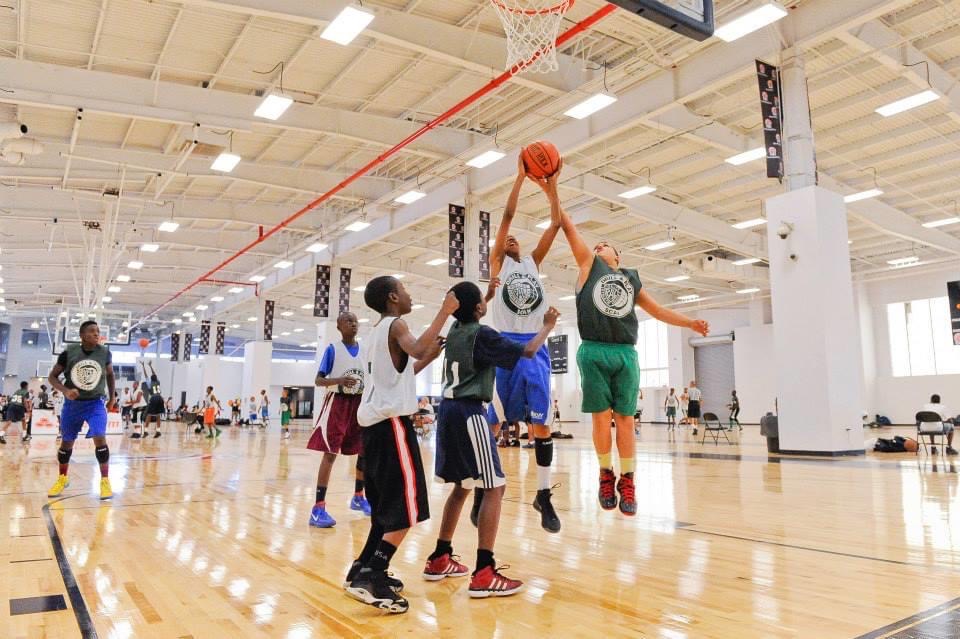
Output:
[534, 437, 553, 490]
[358, 522, 384, 566]
[368, 541, 397, 573]
[95, 445, 109, 478]
[355, 456, 365, 494]
[58, 447, 73, 476]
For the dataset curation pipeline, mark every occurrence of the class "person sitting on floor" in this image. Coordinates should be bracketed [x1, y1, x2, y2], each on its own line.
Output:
[922, 394, 957, 456]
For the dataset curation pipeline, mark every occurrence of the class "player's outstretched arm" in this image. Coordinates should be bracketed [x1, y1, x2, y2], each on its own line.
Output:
[522, 306, 560, 358]
[414, 336, 445, 374]
[531, 170, 562, 266]
[636, 289, 710, 336]
[491, 156, 527, 278]
[393, 291, 459, 359]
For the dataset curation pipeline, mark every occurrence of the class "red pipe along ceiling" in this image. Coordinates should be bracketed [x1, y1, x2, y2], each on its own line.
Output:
[146, 2, 617, 319]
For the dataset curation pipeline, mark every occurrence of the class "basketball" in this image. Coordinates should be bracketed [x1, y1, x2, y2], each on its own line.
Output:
[138, 337, 150, 349]
[522, 140, 561, 178]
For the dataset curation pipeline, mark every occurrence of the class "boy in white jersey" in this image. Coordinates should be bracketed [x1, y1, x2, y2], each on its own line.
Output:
[344, 276, 455, 614]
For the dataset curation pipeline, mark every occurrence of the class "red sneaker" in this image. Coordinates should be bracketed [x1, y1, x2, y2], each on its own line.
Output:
[617, 473, 637, 516]
[422, 553, 469, 581]
[598, 468, 618, 510]
[468, 565, 523, 598]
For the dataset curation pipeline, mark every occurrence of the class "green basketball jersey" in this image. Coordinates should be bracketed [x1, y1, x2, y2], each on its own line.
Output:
[576, 256, 642, 345]
[58, 343, 112, 400]
[442, 321, 524, 401]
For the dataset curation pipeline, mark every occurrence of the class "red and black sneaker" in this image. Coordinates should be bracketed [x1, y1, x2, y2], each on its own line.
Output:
[598, 468, 618, 510]
[617, 473, 637, 516]
[468, 565, 523, 598]
[422, 553, 469, 581]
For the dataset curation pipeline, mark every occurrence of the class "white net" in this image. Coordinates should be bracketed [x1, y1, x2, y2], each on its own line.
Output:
[491, 0, 573, 74]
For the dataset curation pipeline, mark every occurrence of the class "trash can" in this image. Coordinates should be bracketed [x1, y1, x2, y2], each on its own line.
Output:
[760, 412, 780, 453]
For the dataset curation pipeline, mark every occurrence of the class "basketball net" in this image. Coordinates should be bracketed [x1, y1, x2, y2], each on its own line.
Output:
[491, 0, 574, 74]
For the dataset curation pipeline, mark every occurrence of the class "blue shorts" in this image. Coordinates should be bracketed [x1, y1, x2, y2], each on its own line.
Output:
[495, 332, 551, 424]
[61, 398, 108, 442]
[436, 399, 505, 489]
[261, 408, 269, 418]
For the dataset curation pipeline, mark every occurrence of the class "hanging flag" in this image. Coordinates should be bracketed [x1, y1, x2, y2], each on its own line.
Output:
[479, 209, 491, 281]
[756, 60, 784, 180]
[170, 332, 180, 362]
[949, 280, 960, 346]
[183, 333, 193, 362]
[263, 300, 275, 341]
[548, 334, 568, 374]
[339, 268, 352, 314]
[215, 322, 226, 355]
[198, 320, 211, 354]
[314, 265, 331, 318]
[449, 204, 465, 278]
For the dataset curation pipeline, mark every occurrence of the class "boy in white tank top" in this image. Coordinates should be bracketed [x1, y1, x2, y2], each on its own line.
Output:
[344, 275, 456, 615]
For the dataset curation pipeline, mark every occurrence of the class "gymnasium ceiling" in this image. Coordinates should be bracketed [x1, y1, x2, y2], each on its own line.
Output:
[1, 0, 959, 343]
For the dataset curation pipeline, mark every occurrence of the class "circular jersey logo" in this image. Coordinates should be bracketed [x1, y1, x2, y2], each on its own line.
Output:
[341, 368, 365, 395]
[71, 359, 103, 392]
[501, 272, 544, 317]
[592, 274, 634, 318]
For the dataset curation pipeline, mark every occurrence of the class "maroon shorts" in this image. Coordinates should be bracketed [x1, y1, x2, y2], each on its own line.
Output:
[307, 393, 363, 455]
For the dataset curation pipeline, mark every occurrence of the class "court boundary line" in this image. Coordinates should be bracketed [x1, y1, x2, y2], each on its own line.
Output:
[853, 595, 960, 639]
[41, 496, 98, 639]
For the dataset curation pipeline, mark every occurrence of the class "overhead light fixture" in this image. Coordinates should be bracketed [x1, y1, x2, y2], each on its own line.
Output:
[352, 286, 365, 292]
[229, 287, 244, 293]
[844, 189, 883, 203]
[274, 260, 293, 269]
[30, 320, 39, 329]
[714, 1, 788, 42]
[392, 273, 405, 279]
[466, 150, 506, 169]
[426, 258, 446, 266]
[101, 296, 112, 303]
[394, 190, 426, 205]
[182, 312, 194, 317]
[281, 311, 294, 317]
[619, 185, 657, 199]
[677, 294, 700, 303]
[210, 296, 224, 302]
[158, 221, 180, 233]
[887, 256, 921, 268]
[128, 260, 143, 270]
[731, 218, 766, 230]
[564, 93, 618, 120]
[736, 288, 761, 294]
[489, 238, 496, 247]
[254, 94, 294, 121]
[141, 243, 159, 252]
[922, 217, 960, 228]
[876, 90, 939, 117]
[294, 328, 304, 333]
[172, 318, 182, 324]
[305, 242, 328, 253]
[535, 220, 551, 229]
[247, 316, 257, 322]
[320, 5, 375, 46]
[300, 303, 313, 309]
[108, 286, 122, 293]
[539, 273, 548, 279]
[559, 295, 576, 301]
[121, 321, 129, 327]
[211, 152, 241, 173]
[281, 331, 291, 336]
[732, 257, 761, 266]
[645, 240, 676, 251]
[345, 220, 371, 232]
[725, 147, 766, 166]
[665, 275, 690, 283]
[117, 274, 131, 282]
[412, 304, 425, 310]
[196, 304, 208, 311]
[231, 323, 240, 329]
[358, 318, 370, 324]
[249, 275, 266, 282]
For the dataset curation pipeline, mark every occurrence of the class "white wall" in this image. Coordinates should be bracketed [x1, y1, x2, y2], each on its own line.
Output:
[732, 324, 777, 422]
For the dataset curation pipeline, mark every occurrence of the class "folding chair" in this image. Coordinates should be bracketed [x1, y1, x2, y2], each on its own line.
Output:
[701, 412, 731, 445]
[916, 411, 947, 455]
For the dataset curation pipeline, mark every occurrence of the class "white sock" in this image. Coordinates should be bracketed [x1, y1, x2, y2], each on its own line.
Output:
[537, 463, 551, 491]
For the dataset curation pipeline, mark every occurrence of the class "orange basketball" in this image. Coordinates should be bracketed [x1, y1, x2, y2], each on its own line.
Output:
[138, 337, 150, 349]
[522, 140, 561, 179]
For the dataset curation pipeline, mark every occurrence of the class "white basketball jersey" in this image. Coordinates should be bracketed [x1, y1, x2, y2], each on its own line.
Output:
[357, 317, 417, 427]
[490, 255, 546, 334]
[328, 341, 366, 396]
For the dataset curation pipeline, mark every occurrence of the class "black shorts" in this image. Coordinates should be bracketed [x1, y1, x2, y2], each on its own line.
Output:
[687, 400, 701, 419]
[361, 416, 429, 533]
[145, 396, 165, 416]
[435, 399, 505, 489]
[6, 404, 25, 422]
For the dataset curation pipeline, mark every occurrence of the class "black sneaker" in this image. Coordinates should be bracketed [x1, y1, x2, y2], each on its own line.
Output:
[932, 446, 938, 454]
[131, 432, 142, 439]
[343, 560, 403, 592]
[346, 568, 409, 614]
[0, 434, 6, 444]
[692, 428, 698, 436]
[533, 488, 561, 533]
[598, 468, 617, 510]
[948, 448, 959, 456]
[510, 440, 521, 448]
[154, 432, 162, 438]
[470, 488, 483, 528]
[22, 435, 32, 442]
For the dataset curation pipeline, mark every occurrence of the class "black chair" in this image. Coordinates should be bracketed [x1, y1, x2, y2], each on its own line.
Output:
[701, 412, 731, 445]
[916, 411, 948, 455]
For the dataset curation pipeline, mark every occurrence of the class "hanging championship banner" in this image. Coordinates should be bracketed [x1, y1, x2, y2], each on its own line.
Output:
[339, 268, 352, 314]
[183, 333, 193, 362]
[449, 204, 465, 278]
[314, 265, 331, 318]
[170, 332, 180, 362]
[198, 320, 211, 354]
[215, 321, 226, 355]
[949, 280, 960, 346]
[479, 210, 491, 281]
[756, 60, 783, 180]
[263, 300, 275, 341]
[548, 334, 568, 374]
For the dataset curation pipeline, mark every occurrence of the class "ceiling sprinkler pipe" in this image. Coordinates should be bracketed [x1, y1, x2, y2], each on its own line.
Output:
[0, 122, 27, 141]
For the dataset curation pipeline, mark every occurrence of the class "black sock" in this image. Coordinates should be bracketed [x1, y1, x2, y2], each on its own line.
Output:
[476, 548, 495, 571]
[534, 437, 553, 467]
[95, 445, 109, 478]
[358, 523, 383, 566]
[429, 539, 453, 560]
[354, 479, 364, 494]
[368, 541, 397, 573]
[315, 486, 327, 504]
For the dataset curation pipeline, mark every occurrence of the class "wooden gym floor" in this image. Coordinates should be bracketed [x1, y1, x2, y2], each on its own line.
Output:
[2, 421, 959, 638]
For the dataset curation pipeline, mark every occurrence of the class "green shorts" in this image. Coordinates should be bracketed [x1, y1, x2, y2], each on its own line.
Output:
[576, 340, 639, 416]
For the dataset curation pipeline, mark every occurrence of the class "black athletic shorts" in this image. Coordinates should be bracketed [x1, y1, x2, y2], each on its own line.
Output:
[361, 416, 429, 533]
[145, 396, 165, 416]
[687, 400, 701, 419]
[6, 404, 25, 422]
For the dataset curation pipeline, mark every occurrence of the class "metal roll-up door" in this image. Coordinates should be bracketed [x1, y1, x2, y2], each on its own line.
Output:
[693, 343, 735, 419]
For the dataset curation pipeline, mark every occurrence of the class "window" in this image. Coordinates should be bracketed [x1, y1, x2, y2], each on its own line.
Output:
[636, 318, 669, 387]
[887, 297, 960, 377]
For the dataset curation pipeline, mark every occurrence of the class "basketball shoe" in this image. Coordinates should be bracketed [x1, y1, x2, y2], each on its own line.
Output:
[468, 565, 523, 598]
[422, 554, 469, 581]
[598, 468, 618, 510]
[617, 473, 636, 516]
[347, 568, 409, 614]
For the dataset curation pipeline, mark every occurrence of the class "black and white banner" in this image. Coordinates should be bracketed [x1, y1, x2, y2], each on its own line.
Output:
[263, 300, 275, 341]
[949, 280, 960, 346]
[449, 204, 465, 279]
[215, 321, 226, 355]
[198, 320, 211, 354]
[183, 333, 193, 362]
[479, 209, 491, 281]
[314, 265, 331, 318]
[548, 334, 568, 374]
[170, 332, 180, 362]
[756, 60, 783, 180]
[339, 268, 352, 315]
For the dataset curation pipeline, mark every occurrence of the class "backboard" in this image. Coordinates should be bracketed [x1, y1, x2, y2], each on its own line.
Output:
[607, 0, 714, 41]
[55, 307, 132, 353]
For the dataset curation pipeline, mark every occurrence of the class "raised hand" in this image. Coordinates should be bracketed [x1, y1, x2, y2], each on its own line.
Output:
[543, 306, 561, 327]
[441, 290, 460, 315]
[689, 319, 710, 337]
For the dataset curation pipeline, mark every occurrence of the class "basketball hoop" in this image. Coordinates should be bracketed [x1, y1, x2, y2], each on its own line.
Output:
[491, 0, 574, 74]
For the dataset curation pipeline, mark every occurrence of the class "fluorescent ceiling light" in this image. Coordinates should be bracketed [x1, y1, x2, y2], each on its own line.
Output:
[230, 324, 240, 328]
[731, 218, 766, 230]
[732, 257, 761, 266]
[210, 296, 224, 302]
[301, 303, 313, 309]
[247, 316, 257, 322]
[229, 287, 244, 293]
[736, 288, 761, 294]
[281, 331, 291, 336]
[158, 221, 180, 233]
[559, 295, 576, 301]
[922, 217, 960, 228]
[619, 185, 657, 199]
[564, 93, 618, 120]
[254, 94, 294, 120]
[875, 90, 939, 117]
[665, 275, 690, 283]
[127, 260, 143, 270]
[274, 260, 293, 269]
[358, 318, 370, 323]
[172, 318, 182, 324]
[281, 311, 294, 317]
[108, 286, 122, 293]
[182, 312, 194, 317]
[466, 150, 506, 169]
[305, 242, 328, 253]
[30, 321, 39, 329]
[117, 274, 131, 282]
[715, 2, 788, 42]
[345, 220, 371, 232]
[412, 304, 425, 310]
[196, 304, 208, 311]
[645, 240, 676, 251]
[887, 256, 921, 268]
[320, 5, 374, 45]
[677, 295, 700, 303]
[392, 273, 405, 279]
[725, 147, 766, 166]
[539, 273, 548, 279]
[249, 275, 266, 282]
[353, 286, 366, 292]
[101, 296, 112, 303]
[394, 190, 426, 205]
[844, 189, 883, 203]
[535, 220, 551, 229]
[426, 258, 447, 266]
[211, 152, 241, 173]
[294, 328, 304, 332]
[141, 243, 159, 252]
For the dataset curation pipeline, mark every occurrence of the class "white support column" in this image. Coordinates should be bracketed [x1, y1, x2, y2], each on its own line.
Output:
[200, 354, 222, 398]
[243, 297, 273, 403]
[781, 47, 817, 191]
